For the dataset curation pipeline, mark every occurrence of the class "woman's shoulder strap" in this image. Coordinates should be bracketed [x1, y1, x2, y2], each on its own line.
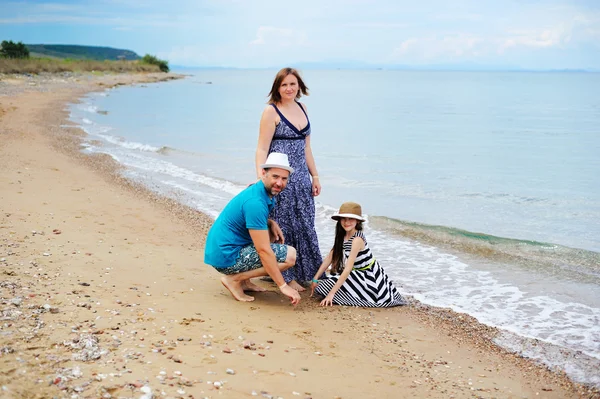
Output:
[296, 101, 309, 118]
[269, 102, 281, 113]
[266, 103, 283, 122]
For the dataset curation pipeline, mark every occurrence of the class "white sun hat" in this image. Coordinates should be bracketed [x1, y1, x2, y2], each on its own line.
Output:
[260, 152, 294, 173]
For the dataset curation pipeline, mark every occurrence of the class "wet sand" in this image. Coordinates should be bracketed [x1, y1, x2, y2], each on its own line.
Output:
[1, 72, 598, 399]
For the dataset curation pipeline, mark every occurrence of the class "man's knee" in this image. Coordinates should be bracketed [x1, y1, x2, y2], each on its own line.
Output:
[282, 246, 296, 269]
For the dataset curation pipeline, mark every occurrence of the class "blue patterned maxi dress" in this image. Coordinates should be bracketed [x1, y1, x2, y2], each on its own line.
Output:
[268, 102, 323, 283]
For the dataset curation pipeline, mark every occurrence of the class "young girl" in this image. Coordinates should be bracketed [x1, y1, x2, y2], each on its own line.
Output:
[310, 202, 406, 307]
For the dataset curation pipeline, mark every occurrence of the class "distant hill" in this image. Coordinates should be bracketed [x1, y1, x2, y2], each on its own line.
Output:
[26, 44, 141, 61]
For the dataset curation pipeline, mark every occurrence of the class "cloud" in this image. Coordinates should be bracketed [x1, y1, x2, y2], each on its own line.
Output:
[250, 26, 308, 47]
[158, 45, 206, 65]
[586, 28, 600, 40]
[499, 24, 572, 52]
[0, 13, 177, 28]
[499, 12, 600, 52]
[573, 13, 600, 44]
[392, 11, 600, 62]
[341, 22, 410, 29]
[0, 15, 91, 24]
[0, 0, 194, 28]
[393, 34, 487, 60]
[35, 3, 83, 12]
[433, 13, 483, 22]
[2, 0, 599, 69]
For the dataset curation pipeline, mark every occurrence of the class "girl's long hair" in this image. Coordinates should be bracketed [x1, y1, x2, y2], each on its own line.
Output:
[330, 220, 363, 275]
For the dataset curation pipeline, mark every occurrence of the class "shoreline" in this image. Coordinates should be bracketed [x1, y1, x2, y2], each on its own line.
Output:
[1, 72, 598, 398]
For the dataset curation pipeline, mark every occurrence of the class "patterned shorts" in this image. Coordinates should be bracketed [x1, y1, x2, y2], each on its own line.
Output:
[216, 244, 288, 275]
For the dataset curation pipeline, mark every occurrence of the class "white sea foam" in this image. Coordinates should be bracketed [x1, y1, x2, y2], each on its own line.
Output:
[76, 103, 98, 114]
[118, 152, 244, 196]
[83, 145, 121, 162]
[76, 123, 112, 136]
[368, 229, 600, 373]
[69, 113, 162, 153]
[79, 145, 243, 200]
[69, 112, 163, 153]
[495, 330, 600, 387]
[155, 180, 225, 219]
[95, 134, 161, 152]
[361, 223, 600, 371]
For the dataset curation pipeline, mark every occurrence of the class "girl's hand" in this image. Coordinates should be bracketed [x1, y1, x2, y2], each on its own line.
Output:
[320, 294, 334, 307]
[312, 178, 321, 197]
[310, 281, 318, 297]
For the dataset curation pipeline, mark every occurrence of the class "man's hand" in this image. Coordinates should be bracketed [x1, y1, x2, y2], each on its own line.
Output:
[268, 219, 285, 244]
[281, 284, 301, 305]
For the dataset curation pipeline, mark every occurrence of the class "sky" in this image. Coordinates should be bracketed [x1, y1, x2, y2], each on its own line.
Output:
[1, 0, 599, 70]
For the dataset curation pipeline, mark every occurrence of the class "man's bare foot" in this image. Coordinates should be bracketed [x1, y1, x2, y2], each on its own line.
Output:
[221, 276, 255, 302]
[242, 279, 267, 292]
[288, 280, 306, 292]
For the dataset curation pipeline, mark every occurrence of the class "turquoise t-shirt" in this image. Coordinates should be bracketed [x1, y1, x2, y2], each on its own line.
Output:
[204, 180, 276, 268]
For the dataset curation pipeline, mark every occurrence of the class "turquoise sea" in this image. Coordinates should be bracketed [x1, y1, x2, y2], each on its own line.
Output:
[68, 69, 600, 388]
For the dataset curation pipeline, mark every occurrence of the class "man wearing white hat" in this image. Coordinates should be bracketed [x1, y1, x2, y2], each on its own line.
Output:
[204, 152, 301, 305]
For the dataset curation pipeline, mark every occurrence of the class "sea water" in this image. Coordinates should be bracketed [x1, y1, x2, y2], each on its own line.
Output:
[68, 69, 600, 387]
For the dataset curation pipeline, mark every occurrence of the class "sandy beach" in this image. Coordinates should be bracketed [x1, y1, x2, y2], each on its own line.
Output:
[1, 72, 598, 399]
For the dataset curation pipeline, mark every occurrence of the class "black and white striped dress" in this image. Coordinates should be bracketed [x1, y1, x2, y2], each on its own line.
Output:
[314, 231, 406, 307]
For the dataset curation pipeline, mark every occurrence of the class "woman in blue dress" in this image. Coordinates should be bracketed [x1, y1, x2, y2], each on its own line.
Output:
[255, 67, 322, 293]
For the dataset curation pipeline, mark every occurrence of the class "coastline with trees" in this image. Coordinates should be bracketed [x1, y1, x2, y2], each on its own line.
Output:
[0, 40, 170, 74]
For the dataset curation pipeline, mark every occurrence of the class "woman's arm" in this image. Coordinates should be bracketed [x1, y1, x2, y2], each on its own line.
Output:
[255, 105, 278, 178]
[320, 237, 365, 306]
[305, 135, 321, 196]
[300, 103, 321, 196]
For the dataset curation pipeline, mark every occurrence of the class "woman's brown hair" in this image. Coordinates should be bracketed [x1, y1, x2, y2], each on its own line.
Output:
[267, 67, 309, 104]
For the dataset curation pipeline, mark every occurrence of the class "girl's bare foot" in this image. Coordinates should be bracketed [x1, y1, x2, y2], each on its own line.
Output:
[288, 280, 306, 292]
[221, 276, 255, 302]
[242, 279, 266, 292]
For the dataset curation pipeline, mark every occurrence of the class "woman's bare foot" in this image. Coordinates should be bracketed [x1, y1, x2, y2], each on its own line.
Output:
[288, 280, 306, 292]
[241, 279, 266, 292]
[221, 276, 255, 302]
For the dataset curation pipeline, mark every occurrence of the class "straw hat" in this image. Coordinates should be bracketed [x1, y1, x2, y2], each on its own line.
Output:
[260, 152, 294, 173]
[331, 202, 365, 222]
